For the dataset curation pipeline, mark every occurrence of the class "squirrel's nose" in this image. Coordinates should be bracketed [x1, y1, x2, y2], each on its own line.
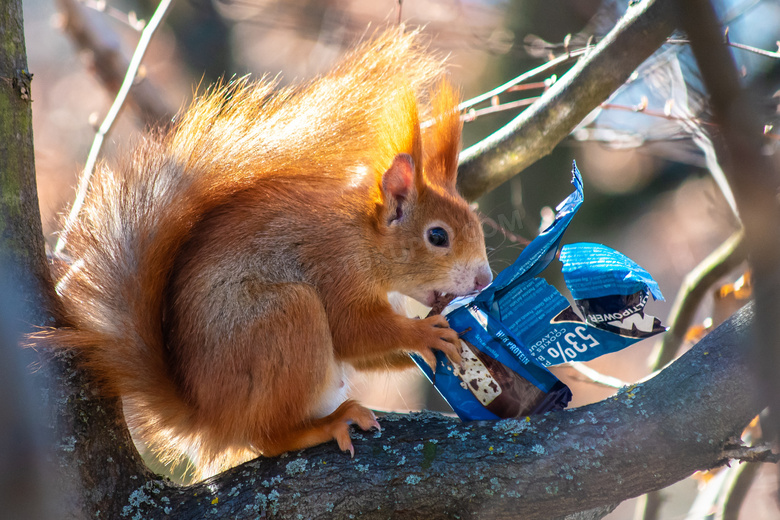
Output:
[473, 264, 493, 292]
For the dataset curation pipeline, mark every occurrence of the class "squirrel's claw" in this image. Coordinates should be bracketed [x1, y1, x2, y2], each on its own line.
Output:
[419, 348, 438, 371]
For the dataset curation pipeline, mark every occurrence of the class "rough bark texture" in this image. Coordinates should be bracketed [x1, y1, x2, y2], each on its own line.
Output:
[32, 350, 157, 520]
[1, 1, 68, 518]
[457, 0, 677, 200]
[1, 2, 148, 518]
[0, 0, 57, 326]
[160, 304, 761, 519]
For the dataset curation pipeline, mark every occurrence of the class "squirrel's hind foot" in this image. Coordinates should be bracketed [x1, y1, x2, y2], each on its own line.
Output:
[326, 399, 381, 457]
[260, 399, 379, 458]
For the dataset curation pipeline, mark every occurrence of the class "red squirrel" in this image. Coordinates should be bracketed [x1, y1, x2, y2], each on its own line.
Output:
[43, 29, 492, 479]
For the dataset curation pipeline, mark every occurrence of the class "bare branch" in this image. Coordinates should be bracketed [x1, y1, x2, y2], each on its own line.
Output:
[73, 0, 147, 31]
[2, 3, 67, 518]
[54, 0, 174, 256]
[56, 0, 172, 127]
[36, 301, 761, 519]
[14, 1, 776, 518]
[456, 0, 676, 200]
[679, 0, 780, 442]
[721, 443, 780, 464]
[457, 49, 586, 112]
[667, 37, 780, 59]
[0, 0, 57, 323]
[647, 230, 745, 371]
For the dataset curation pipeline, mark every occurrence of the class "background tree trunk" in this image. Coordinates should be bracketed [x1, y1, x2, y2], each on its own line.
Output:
[0, 0, 56, 323]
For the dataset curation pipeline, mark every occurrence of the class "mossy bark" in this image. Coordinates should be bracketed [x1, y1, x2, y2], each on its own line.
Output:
[0, 0, 56, 325]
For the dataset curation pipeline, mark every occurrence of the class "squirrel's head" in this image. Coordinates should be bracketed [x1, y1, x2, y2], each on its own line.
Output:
[376, 81, 493, 306]
[373, 150, 491, 308]
[363, 76, 491, 308]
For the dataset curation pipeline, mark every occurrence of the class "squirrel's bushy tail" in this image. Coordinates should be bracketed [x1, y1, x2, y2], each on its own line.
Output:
[47, 140, 227, 475]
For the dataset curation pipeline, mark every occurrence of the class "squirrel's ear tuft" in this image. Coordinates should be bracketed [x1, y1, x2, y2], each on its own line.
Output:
[381, 154, 416, 223]
[423, 78, 462, 191]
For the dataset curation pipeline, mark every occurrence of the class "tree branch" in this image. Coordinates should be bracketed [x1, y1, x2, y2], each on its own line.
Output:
[648, 229, 745, 371]
[64, 302, 760, 520]
[9, 0, 774, 517]
[721, 443, 780, 464]
[677, 0, 780, 442]
[456, 0, 676, 200]
[56, 0, 173, 128]
[55, 0, 174, 256]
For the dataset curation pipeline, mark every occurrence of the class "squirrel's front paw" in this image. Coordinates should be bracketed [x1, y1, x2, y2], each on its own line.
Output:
[414, 314, 461, 369]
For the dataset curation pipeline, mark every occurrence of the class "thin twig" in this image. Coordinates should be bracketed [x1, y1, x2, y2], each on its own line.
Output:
[682, 417, 763, 520]
[76, 0, 147, 31]
[565, 363, 627, 389]
[506, 81, 549, 92]
[456, 0, 677, 201]
[463, 31, 778, 119]
[462, 97, 540, 122]
[55, 0, 175, 256]
[458, 48, 586, 112]
[590, 102, 780, 142]
[667, 38, 780, 59]
[56, 0, 172, 127]
[718, 419, 765, 520]
[599, 102, 717, 128]
[727, 40, 780, 59]
[721, 443, 780, 464]
[647, 230, 746, 372]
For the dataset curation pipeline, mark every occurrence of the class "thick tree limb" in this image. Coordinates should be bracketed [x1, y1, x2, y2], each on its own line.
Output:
[36, 302, 762, 519]
[1, 1, 64, 517]
[456, 0, 677, 200]
[34, 350, 154, 520]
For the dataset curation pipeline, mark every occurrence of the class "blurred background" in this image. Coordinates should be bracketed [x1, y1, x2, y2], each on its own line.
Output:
[21, 0, 780, 517]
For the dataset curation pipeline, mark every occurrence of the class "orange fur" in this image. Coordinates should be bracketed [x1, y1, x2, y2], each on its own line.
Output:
[37, 29, 491, 480]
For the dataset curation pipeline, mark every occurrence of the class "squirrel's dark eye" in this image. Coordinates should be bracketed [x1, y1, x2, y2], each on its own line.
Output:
[427, 227, 449, 247]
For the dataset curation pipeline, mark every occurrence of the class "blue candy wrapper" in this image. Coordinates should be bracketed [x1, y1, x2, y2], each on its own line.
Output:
[413, 163, 666, 421]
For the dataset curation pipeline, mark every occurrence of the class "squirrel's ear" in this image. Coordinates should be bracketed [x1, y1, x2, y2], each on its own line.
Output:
[381, 153, 416, 224]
